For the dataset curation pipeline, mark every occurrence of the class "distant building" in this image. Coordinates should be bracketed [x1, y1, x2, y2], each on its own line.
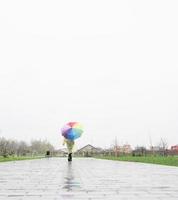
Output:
[121, 144, 132, 154]
[112, 144, 132, 155]
[76, 144, 103, 157]
[170, 145, 178, 155]
[54, 148, 68, 157]
[150, 146, 161, 151]
[171, 145, 178, 151]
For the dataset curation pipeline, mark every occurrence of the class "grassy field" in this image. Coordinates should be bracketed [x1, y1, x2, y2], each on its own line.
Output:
[96, 156, 178, 167]
[0, 156, 45, 163]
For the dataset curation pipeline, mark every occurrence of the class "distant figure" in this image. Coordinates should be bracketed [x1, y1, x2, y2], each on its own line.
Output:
[46, 150, 50, 157]
[63, 138, 74, 161]
[61, 122, 83, 161]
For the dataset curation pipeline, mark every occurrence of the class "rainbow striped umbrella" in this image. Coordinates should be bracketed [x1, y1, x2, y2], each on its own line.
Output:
[61, 122, 83, 140]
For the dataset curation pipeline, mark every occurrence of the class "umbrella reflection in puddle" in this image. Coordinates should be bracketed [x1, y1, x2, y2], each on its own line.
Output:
[62, 162, 81, 191]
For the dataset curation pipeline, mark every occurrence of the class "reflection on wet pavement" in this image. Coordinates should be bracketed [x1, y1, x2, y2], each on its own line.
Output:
[62, 162, 81, 191]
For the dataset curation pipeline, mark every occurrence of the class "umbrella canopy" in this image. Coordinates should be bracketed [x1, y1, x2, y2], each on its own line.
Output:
[61, 122, 83, 140]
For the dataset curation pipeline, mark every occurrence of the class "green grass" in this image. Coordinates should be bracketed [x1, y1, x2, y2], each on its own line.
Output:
[0, 156, 45, 163]
[96, 156, 178, 167]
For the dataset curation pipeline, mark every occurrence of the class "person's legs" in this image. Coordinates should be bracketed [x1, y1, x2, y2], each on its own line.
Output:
[68, 153, 72, 161]
[66, 140, 74, 162]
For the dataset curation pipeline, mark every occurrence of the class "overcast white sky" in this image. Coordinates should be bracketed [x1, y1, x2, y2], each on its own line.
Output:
[0, 0, 178, 149]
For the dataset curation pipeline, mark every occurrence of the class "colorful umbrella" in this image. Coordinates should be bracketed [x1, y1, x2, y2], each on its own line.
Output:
[61, 122, 83, 140]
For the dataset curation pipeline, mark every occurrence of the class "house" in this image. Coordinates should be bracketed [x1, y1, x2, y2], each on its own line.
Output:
[112, 144, 132, 156]
[171, 145, 178, 151]
[170, 145, 178, 155]
[76, 144, 103, 157]
[150, 146, 161, 151]
[121, 144, 132, 154]
[54, 148, 68, 157]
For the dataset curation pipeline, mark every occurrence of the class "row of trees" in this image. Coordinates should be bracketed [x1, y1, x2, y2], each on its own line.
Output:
[0, 137, 54, 157]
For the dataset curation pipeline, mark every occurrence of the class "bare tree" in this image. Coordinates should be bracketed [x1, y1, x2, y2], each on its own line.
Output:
[113, 137, 119, 157]
[133, 146, 147, 156]
[159, 138, 168, 156]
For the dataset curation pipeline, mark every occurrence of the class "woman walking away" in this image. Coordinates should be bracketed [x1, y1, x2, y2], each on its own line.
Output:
[61, 122, 83, 162]
[63, 138, 74, 161]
